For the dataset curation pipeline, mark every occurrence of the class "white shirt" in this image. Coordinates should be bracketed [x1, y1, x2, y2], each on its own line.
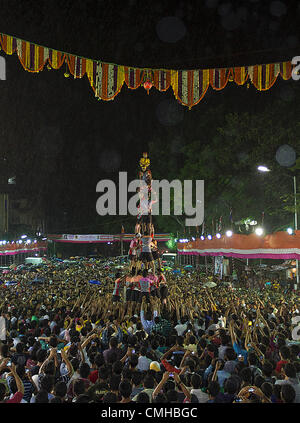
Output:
[174, 323, 188, 336]
[190, 388, 209, 403]
[0, 316, 6, 341]
[11, 317, 18, 325]
[137, 356, 152, 372]
[206, 323, 219, 333]
[13, 337, 21, 348]
[67, 371, 81, 388]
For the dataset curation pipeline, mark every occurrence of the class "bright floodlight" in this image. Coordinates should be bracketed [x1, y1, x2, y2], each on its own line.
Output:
[216, 233, 221, 239]
[200, 235, 205, 240]
[257, 165, 271, 172]
[207, 235, 212, 240]
[21, 234, 27, 239]
[287, 227, 293, 235]
[255, 227, 264, 236]
[226, 230, 233, 237]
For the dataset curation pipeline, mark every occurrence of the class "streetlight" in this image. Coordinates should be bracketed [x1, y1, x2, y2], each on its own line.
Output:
[255, 227, 264, 236]
[258, 165, 298, 289]
[257, 165, 271, 173]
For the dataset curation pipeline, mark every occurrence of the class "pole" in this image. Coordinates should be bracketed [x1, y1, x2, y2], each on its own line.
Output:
[294, 176, 299, 290]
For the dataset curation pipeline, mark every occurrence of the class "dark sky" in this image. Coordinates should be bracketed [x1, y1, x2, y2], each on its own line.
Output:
[0, 0, 299, 234]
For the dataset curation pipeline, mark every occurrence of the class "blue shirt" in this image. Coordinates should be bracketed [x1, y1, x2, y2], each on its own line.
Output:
[233, 341, 248, 365]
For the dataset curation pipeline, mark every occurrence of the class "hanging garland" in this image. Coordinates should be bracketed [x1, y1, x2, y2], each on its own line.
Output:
[0, 32, 296, 109]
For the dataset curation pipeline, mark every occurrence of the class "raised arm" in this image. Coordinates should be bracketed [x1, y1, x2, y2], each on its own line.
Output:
[10, 363, 24, 395]
[173, 373, 191, 402]
[229, 320, 237, 345]
[60, 348, 74, 378]
[39, 348, 56, 374]
[152, 372, 170, 400]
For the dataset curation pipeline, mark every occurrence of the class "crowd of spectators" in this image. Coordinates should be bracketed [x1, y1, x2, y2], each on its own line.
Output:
[0, 258, 299, 404]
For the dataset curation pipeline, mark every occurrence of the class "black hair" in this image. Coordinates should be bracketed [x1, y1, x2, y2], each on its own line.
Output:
[74, 379, 86, 396]
[112, 360, 123, 375]
[225, 347, 237, 361]
[49, 336, 58, 348]
[119, 380, 132, 399]
[109, 374, 121, 391]
[98, 365, 109, 381]
[166, 389, 178, 403]
[191, 373, 202, 389]
[280, 346, 291, 360]
[143, 375, 155, 389]
[70, 357, 80, 372]
[207, 381, 220, 397]
[283, 363, 297, 378]
[40, 374, 55, 393]
[224, 377, 239, 395]
[281, 384, 296, 403]
[35, 390, 49, 403]
[102, 392, 118, 403]
[54, 381, 67, 398]
[260, 382, 273, 398]
[131, 370, 144, 386]
[153, 393, 167, 403]
[74, 394, 91, 403]
[262, 361, 273, 377]
[254, 375, 265, 388]
[136, 392, 150, 403]
[110, 337, 118, 348]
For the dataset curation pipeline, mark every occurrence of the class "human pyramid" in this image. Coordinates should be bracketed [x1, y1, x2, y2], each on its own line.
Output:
[112, 152, 168, 309]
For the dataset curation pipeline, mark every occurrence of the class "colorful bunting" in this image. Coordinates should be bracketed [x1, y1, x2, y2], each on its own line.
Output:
[0, 32, 295, 109]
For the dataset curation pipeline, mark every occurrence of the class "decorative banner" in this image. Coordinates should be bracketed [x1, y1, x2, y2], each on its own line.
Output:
[0, 242, 47, 256]
[0, 32, 295, 109]
[177, 230, 300, 260]
[48, 233, 172, 243]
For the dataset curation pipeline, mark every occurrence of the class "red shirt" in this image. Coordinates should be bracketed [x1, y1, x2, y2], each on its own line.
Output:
[161, 359, 181, 374]
[275, 360, 289, 374]
[129, 239, 138, 255]
[113, 278, 121, 296]
[89, 370, 99, 384]
[158, 274, 166, 285]
[5, 392, 23, 403]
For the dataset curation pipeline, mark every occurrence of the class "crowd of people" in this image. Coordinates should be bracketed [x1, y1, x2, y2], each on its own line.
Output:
[0, 253, 299, 404]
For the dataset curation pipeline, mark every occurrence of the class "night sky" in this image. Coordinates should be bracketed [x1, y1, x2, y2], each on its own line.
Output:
[0, 0, 299, 235]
